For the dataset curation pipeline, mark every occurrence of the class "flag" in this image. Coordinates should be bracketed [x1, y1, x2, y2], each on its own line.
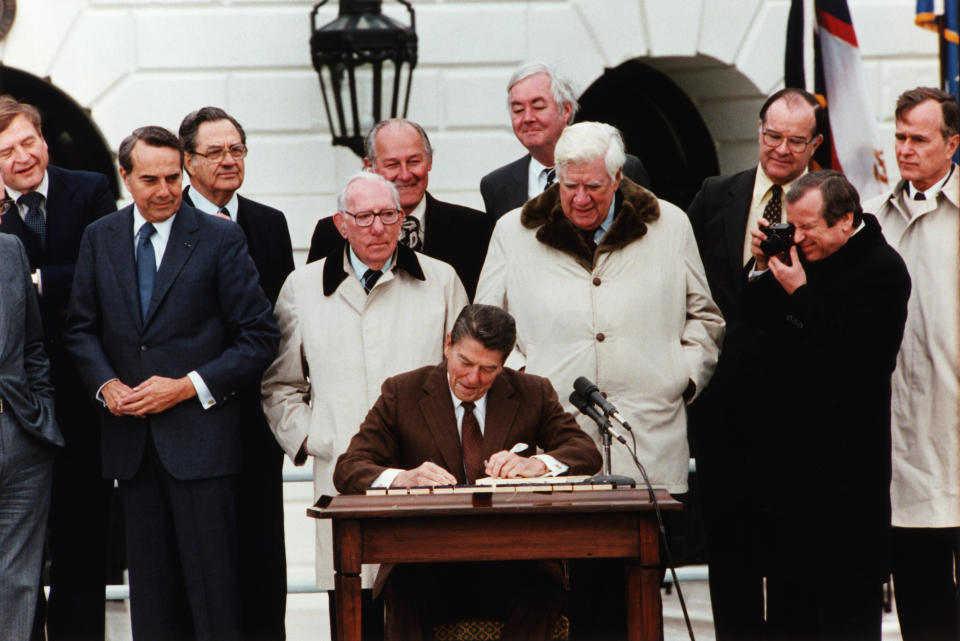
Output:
[916, 0, 959, 97]
[786, 0, 888, 199]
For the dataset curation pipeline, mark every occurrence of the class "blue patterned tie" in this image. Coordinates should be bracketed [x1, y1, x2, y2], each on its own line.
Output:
[137, 223, 156, 321]
[18, 191, 46, 248]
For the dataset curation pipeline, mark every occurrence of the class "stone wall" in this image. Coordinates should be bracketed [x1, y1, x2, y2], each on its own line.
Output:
[0, 0, 940, 260]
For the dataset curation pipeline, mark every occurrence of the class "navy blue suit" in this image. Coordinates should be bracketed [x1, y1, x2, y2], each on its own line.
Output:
[65, 202, 280, 640]
[0, 165, 116, 641]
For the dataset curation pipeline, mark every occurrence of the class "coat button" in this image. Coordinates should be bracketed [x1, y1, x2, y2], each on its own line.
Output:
[593, 277, 602, 286]
[140, 345, 148, 352]
[596, 333, 605, 342]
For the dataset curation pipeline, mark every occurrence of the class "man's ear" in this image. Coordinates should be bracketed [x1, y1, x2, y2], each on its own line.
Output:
[333, 212, 348, 239]
[363, 157, 373, 170]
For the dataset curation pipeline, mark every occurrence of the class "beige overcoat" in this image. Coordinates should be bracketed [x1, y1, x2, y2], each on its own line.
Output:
[865, 166, 960, 528]
[261, 245, 468, 587]
[476, 180, 724, 493]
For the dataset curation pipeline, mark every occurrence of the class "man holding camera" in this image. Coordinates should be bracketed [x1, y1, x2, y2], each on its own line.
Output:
[746, 170, 910, 641]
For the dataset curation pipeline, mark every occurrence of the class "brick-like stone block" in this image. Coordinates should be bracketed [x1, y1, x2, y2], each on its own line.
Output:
[735, 0, 791, 94]
[94, 74, 230, 146]
[851, 1, 938, 57]
[701, 97, 765, 142]
[878, 60, 942, 115]
[49, 10, 135, 107]
[417, 4, 527, 65]
[430, 131, 526, 193]
[134, 6, 311, 70]
[645, 0, 702, 57]
[698, 0, 763, 65]
[241, 134, 337, 196]
[229, 71, 326, 134]
[443, 70, 513, 129]
[570, 0, 649, 64]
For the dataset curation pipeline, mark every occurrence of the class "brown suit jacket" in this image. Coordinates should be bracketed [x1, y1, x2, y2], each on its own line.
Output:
[333, 363, 602, 494]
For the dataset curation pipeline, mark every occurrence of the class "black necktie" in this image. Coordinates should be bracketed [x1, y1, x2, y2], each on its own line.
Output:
[461, 401, 484, 484]
[362, 268, 382, 294]
[545, 167, 556, 188]
[400, 215, 423, 252]
[763, 184, 783, 224]
[218, 205, 230, 218]
[19, 191, 46, 248]
[137, 223, 157, 321]
[913, 191, 926, 201]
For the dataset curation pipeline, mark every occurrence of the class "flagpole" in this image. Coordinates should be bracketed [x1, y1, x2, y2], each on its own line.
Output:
[803, 0, 816, 93]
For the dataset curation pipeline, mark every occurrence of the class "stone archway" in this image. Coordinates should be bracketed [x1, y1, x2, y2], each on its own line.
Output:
[577, 59, 720, 209]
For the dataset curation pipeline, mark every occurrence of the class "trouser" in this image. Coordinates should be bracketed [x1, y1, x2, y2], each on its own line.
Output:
[765, 574, 883, 641]
[891, 526, 960, 641]
[118, 434, 241, 641]
[0, 411, 55, 641]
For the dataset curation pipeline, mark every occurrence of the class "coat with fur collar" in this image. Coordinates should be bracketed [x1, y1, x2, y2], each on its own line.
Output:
[476, 178, 725, 492]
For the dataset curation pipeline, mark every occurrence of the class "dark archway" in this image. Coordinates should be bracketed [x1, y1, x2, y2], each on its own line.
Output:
[577, 59, 718, 210]
[0, 65, 119, 198]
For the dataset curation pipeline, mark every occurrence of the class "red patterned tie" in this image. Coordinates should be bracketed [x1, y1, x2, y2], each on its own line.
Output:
[461, 401, 484, 484]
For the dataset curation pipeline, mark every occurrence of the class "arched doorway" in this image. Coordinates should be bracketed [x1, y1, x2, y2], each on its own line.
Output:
[577, 59, 719, 210]
[0, 65, 119, 198]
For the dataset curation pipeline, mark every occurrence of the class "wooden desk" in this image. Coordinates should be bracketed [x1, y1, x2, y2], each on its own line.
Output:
[309, 488, 679, 641]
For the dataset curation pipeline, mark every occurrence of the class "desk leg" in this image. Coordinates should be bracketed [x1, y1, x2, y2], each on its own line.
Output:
[626, 563, 661, 641]
[334, 572, 362, 641]
[333, 520, 363, 641]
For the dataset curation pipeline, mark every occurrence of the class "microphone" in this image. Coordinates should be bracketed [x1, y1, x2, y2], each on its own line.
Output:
[569, 391, 627, 445]
[573, 376, 633, 431]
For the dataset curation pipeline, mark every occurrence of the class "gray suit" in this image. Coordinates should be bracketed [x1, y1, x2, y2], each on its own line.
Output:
[0, 233, 61, 641]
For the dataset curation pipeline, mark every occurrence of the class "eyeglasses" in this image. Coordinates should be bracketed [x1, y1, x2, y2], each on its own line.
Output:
[761, 129, 816, 153]
[192, 144, 248, 162]
[342, 209, 402, 227]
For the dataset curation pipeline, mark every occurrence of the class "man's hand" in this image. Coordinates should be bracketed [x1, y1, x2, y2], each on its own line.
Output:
[749, 219, 771, 271]
[392, 462, 458, 487]
[769, 246, 807, 295]
[102, 379, 135, 417]
[484, 451, 548, 479]
[118, 376, 197, 417]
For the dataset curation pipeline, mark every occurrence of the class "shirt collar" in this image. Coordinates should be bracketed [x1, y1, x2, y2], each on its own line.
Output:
[448, 383, 488, 415]
[132, 205, 175, 241]
[187, 184, 239, 220]
[905, 164, 955, 201]
[7, 170, 50, 202]
[347, 245, 394, 282]
[753, 165, 804, 203]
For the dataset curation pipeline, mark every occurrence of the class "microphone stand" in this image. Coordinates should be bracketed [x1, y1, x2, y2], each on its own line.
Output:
[590, 416, 636, 487]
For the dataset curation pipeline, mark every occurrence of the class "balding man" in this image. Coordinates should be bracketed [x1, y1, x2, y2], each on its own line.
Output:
[476, 121, 722, 640]
[685, 87, 823, 641]
[864, 87, 960, 641]
[308, 119, 492, 299]
[263, 171, 467, 636]
[479, 62, 650, 220]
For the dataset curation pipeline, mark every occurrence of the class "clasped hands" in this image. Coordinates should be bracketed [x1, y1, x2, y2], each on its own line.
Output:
[749, 219, 807, 295]
[102, 376, 197, 417]
[392, 451, 548, 487]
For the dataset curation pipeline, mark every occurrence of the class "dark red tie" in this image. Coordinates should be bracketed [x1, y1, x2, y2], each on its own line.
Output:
[461, 401, 484, 484]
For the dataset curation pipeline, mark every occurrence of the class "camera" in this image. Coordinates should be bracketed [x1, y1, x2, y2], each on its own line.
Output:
[760, 222, 796, 256]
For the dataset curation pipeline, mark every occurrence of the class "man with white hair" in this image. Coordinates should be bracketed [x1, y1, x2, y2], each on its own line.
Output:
[476, 121, 723, 639]
[261, 171, 467, 635]
[479, 62, 650, 220]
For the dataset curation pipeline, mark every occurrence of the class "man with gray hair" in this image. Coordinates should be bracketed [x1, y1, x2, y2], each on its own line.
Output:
[479, 62, 649, 220]
[308, 118, 492, 298]
[864, 86, 960, 641]
[262, 170, 467, 635]
[476, 121, 723, 639]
